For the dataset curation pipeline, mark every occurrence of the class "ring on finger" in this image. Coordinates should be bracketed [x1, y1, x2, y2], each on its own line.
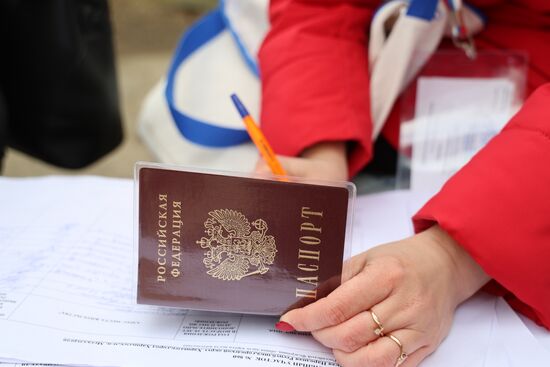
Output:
[387, 334, 408, 367]
[369, 309, 384, 337]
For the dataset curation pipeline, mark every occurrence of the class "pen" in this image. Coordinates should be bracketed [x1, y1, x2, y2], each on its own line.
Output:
[230, 94, 287, 177]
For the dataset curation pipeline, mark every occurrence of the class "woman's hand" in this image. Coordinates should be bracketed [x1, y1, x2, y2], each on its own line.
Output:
[254, 142, 348, 181]
[276, 225, 490, 367]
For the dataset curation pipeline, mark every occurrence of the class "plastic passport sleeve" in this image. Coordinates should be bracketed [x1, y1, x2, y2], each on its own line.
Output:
[133, 162, 356, 315]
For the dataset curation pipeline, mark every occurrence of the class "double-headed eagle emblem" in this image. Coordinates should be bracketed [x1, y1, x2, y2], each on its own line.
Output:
[196, 209, 277, 281]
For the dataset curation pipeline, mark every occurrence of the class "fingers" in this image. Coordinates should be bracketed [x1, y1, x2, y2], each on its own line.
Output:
[341, 252, 368, 282]
[253, 155, 348, 181]
[281, 265, 392, 332]
[311, 297, 408, 352]
[254, 156, 303, 178]
[332, 330, 426, 367]
[254, 158, 272, 175]
[273, 156, 311, 178]
[312, 310, 382, 353]
[399, 346, 433, 367]
[254, 156, 295, 174]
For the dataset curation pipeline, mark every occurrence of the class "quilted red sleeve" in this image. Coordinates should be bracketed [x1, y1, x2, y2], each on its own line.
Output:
[413, 84, 550, 328]
[258, 0, 378, 177]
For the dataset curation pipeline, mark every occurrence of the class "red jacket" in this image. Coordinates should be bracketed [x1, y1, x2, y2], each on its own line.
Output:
[259, 0, 550, 328]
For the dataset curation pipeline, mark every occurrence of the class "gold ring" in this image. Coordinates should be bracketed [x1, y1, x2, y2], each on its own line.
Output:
[388, 334, 408, 367]
[369, 310, 384, 337]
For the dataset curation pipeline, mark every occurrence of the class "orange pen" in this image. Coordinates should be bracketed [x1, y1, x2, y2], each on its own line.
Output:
[230, 94, 287, 177]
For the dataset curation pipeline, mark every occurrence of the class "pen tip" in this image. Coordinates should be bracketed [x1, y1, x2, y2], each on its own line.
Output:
[230, 93, 248, 118]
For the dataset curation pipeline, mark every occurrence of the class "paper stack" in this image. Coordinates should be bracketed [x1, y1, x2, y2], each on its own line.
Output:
[0, 176, 548, 367]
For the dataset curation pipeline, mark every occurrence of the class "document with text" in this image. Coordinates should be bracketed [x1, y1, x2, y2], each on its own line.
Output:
[0, 177, 548, 367]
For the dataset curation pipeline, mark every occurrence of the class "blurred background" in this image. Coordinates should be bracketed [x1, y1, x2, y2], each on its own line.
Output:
[3, 0, 216, 177]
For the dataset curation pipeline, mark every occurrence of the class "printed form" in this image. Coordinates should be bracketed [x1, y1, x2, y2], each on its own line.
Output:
[402, 77, 519, 194]
[0, 177, 548, 367]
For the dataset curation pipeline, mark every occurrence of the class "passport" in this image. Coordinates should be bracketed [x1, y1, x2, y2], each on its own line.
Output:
[136, 165, 354, 315]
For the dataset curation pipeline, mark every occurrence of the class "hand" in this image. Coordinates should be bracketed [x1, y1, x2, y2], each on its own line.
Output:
[276, 225, 490, 367]
[254, 142, 348, 181]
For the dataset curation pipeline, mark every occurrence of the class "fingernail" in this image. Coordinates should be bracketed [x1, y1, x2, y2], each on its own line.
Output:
[275, 321, 295, 332]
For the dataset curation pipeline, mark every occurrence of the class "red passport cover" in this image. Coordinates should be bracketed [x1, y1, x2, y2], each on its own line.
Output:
[136, 165, 352, 315]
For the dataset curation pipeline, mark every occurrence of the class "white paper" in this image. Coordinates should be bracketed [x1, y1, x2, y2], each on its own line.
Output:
[0, 177, 548, 367]
[0, 177, 333, 367]
[0, 363, 102, 367]
[521, 318, 550, 360]
[494, 299, 550, 367]
[405, 77, 518, 194]
[351, 190, 413, 255]
[351, 189, 438, 255]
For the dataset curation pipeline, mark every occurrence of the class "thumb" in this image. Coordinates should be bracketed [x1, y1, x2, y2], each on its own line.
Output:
[254, 158, 272, 175]
[254, 155, 296, 176]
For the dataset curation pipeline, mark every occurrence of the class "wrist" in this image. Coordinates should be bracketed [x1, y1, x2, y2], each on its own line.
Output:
[300, 142, 348, 180]
[421, 225, 491, 306]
